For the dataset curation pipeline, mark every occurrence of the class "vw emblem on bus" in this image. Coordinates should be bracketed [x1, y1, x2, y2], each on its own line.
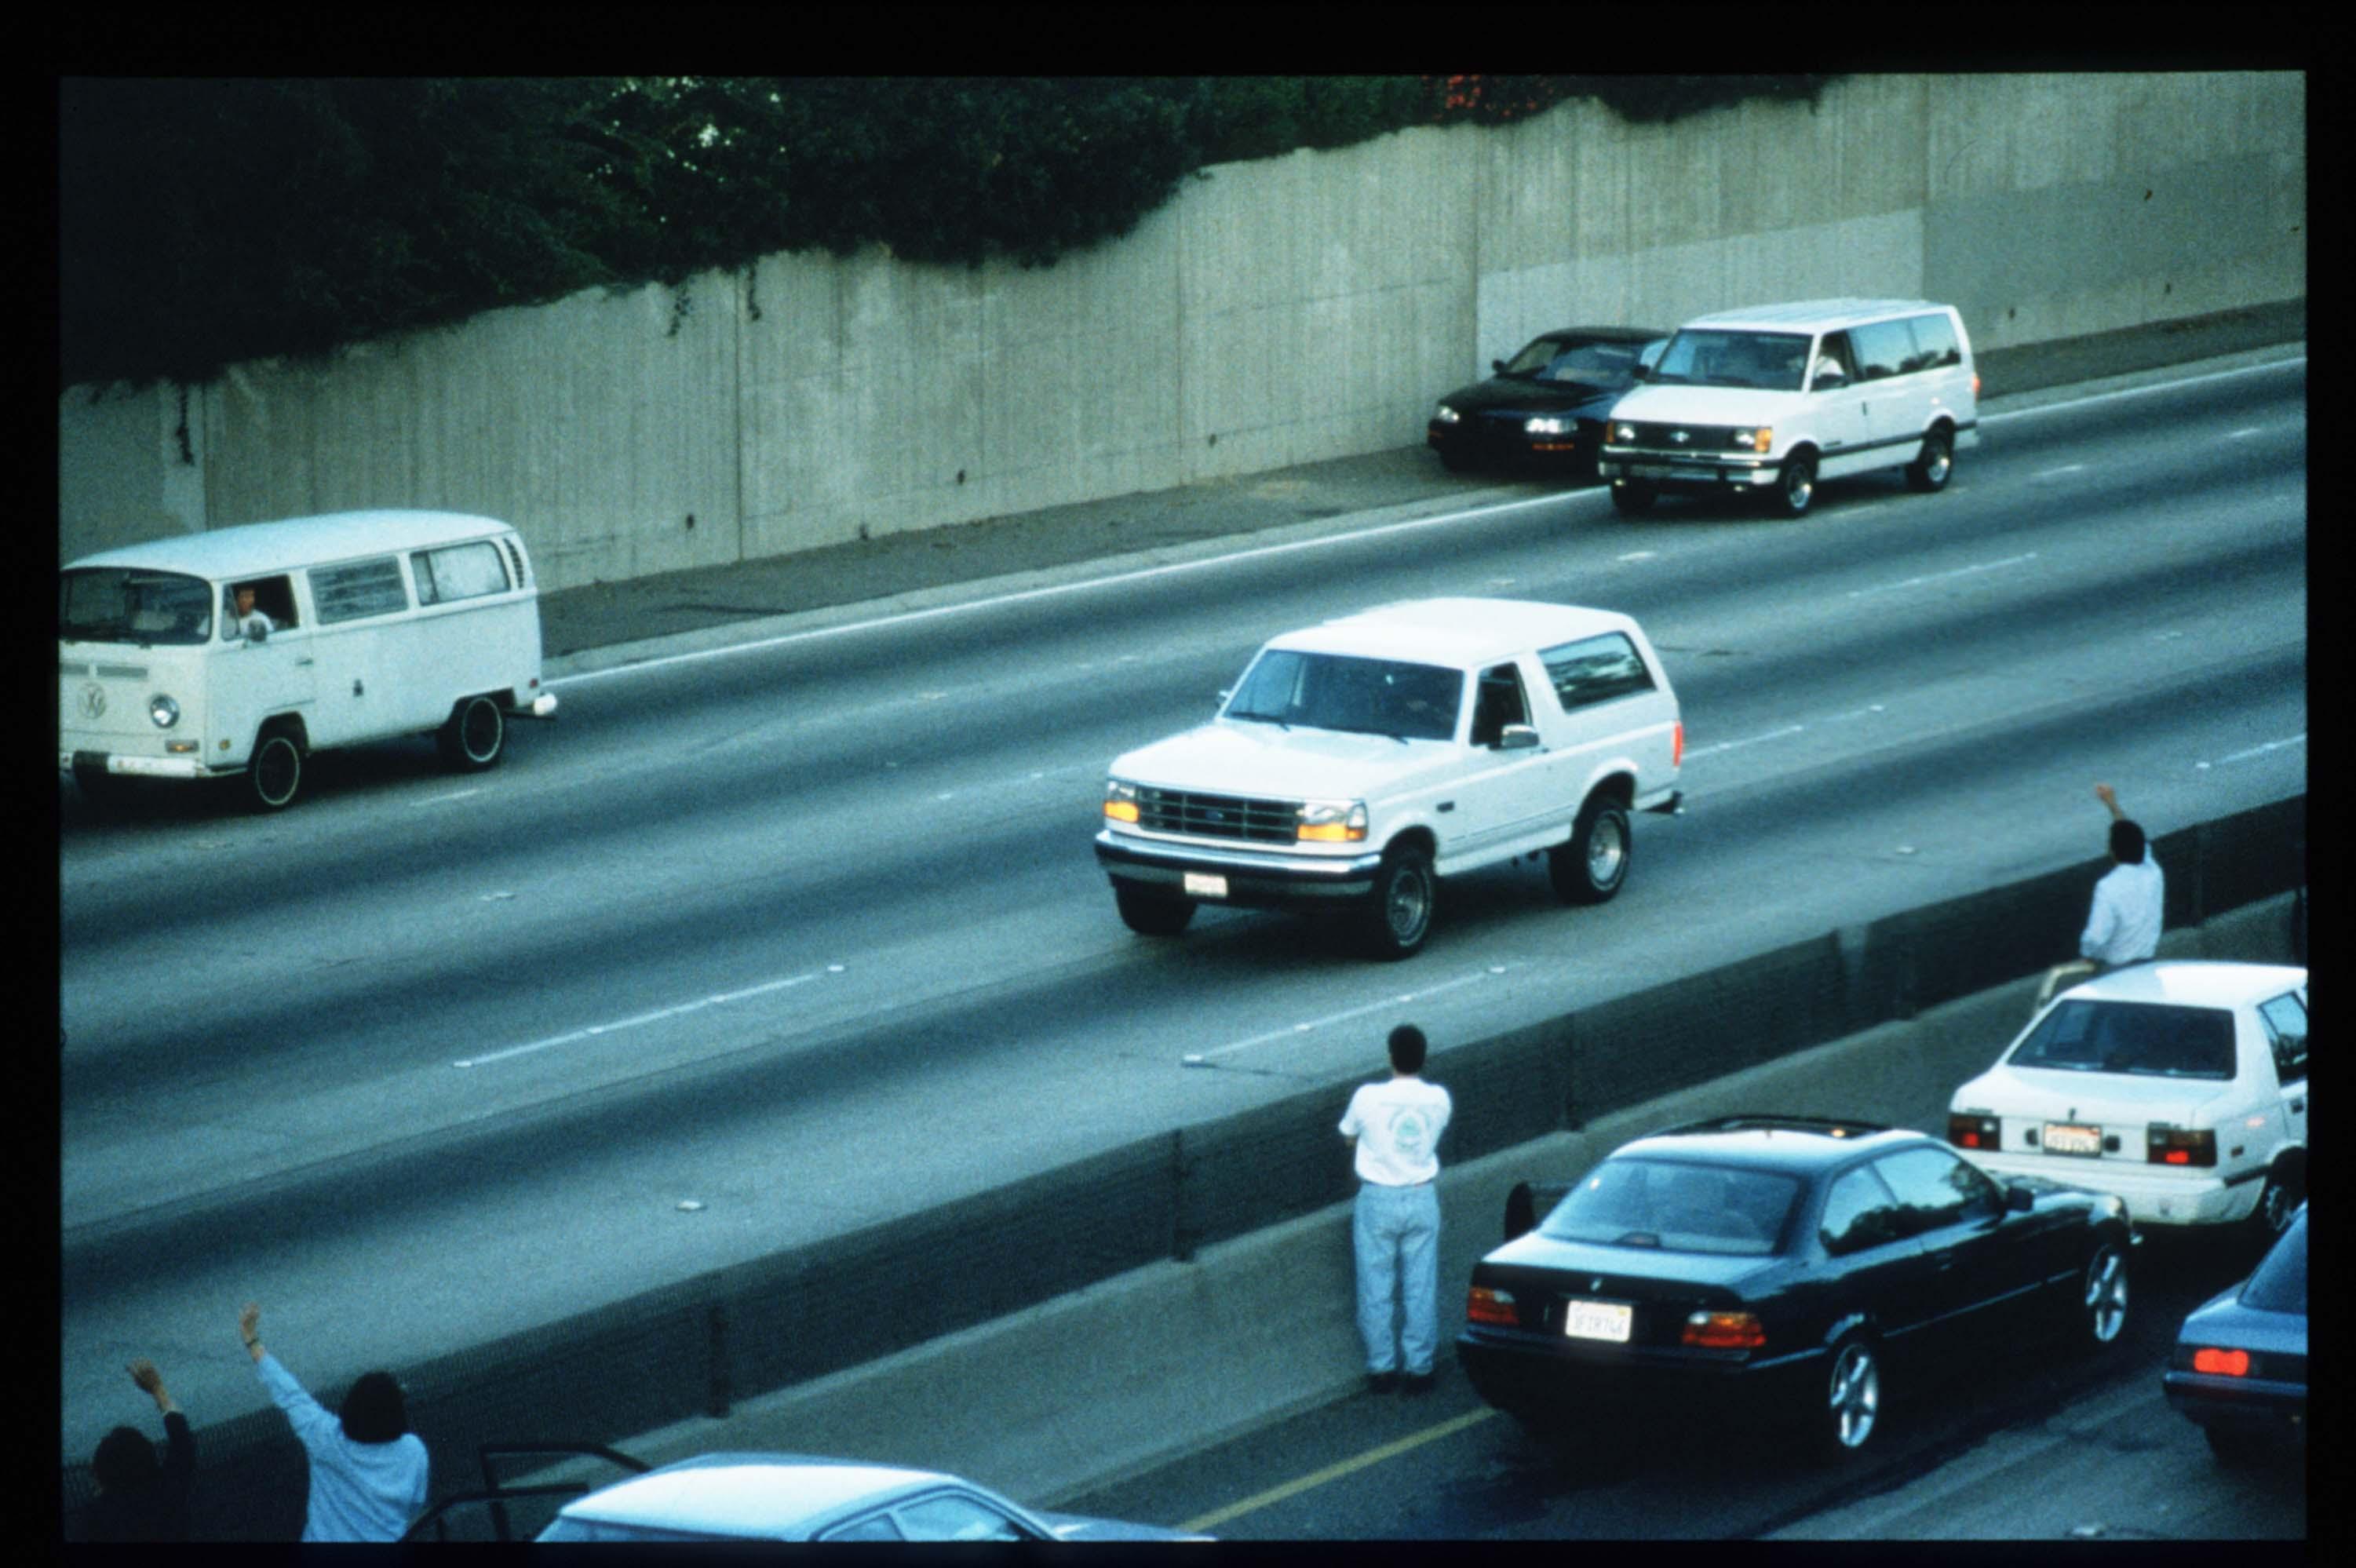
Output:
[79, 684, 106, 720]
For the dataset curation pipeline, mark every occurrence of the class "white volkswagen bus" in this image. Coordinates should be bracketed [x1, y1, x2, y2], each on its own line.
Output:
[60, 510, 557, 811]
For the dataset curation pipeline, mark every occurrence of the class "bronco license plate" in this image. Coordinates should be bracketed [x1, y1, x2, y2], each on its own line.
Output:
[1563, 1299, 1632, 1344]
[2043, 1121, 2103, 1156]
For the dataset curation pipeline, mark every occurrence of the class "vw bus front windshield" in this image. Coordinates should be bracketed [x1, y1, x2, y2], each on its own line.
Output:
[59, 567, 215, 647]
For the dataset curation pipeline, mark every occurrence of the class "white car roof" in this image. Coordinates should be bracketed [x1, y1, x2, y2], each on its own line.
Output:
[2055, 961, 2307, 1008]
[1267, 597, 1641, 669]
[1678, 299, 1951, 334]
[64, 510, 516, 583]
[553, 1455, 1008, 1538]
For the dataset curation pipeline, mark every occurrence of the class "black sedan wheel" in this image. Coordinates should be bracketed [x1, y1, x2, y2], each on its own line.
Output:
[2073, 1240, 2131, 1348]
[1114, 884, 1195, 937]
[1360, 844, 1435, 961]
[1820, 1333, 1882, 1455]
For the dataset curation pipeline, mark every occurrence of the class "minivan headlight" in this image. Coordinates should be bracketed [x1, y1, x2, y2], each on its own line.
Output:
[1611, 422, 1636, 443]
[1103, 777, 1141, 825]
[148, 694, 181, 728]
[1732, 427, 1772, 453]
[1297, 800, 1368, 843]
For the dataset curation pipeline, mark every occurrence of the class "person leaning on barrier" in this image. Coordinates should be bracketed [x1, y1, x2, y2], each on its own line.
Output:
[84, 1358, 195, 1541]
[240, 1301, 429, 1542]
[2038, 782, 2166, 1009]
[1340, 1023, 1452, 1397]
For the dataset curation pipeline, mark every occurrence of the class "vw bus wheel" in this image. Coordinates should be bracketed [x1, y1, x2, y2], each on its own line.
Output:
[439, 696, 506, 771]
[248, 731, 303, 811]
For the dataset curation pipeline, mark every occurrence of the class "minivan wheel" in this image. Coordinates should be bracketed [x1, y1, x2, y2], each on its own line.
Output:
[1610, 480, 1658, 516]
[1772, 450, 1818, 517]
[247, 731, 303, 811]
[1114, 884, 1195, 936]
[1361, 844, 1435, 960]
[1905, 427, 1954, 492]
[439, 695, 506, 771]
[1550, 798, 1630, 905]
[1819, 1333, 1881, 1455]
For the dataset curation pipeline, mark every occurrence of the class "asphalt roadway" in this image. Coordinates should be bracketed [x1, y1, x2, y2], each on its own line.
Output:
[538, 300, 2305, 671]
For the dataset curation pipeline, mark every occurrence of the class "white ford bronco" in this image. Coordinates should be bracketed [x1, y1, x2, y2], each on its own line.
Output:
[1094, 598, 1683, 959]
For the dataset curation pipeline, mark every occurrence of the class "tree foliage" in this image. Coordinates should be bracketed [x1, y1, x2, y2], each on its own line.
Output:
[60, 75, 1833, 391]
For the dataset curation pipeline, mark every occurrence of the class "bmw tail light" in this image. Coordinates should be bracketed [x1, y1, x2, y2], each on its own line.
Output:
[1948, 1112, 2000, 1152]
[1466, 1286, 1517, 1326]
[2146, 1126, 2217, 1167]
[2191, 1347, 2252, 1377]
[1681, 1311, 1765, 1350]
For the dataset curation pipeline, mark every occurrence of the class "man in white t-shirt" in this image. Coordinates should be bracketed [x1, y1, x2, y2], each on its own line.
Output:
[1339, 1023, 1452, 1395]
[2039, 782, 2166, 1011]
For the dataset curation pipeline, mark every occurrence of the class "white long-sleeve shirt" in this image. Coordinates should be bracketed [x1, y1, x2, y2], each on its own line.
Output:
[254, 1352, 429, 1542]
[2080, 855, 2164, 965]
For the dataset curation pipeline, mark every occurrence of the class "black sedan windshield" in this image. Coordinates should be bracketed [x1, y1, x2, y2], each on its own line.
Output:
[1539, 1158, 1799, 1256]
[1224, 651, 1462, 742]
[1500, 335, 1657, 388]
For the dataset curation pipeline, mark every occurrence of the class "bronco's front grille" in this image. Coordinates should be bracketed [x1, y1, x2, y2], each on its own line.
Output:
[1136, 787, 1297, 844]
[1610, 421, 1742, 452]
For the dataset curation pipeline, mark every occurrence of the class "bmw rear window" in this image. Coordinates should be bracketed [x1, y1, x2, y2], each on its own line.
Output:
[2240, 1211, 2306, 1314]
[2009, 1001, 2236, 1079]
[1538, 1158, 1800, 1256]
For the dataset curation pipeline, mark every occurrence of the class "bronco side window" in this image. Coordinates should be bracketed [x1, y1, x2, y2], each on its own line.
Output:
[1470, 663, 1530, 747]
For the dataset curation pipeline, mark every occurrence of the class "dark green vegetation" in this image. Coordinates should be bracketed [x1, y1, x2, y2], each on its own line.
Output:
[60, 76, 1830, 391]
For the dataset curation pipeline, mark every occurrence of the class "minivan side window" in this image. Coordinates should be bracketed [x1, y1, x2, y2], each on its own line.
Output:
[309, 556, 410, 624]
[1903, 312, 1962, 371]
[413, 540, 512, 606]
[1541, 633, 1657, 714]
[1850, 319, 1917, 381]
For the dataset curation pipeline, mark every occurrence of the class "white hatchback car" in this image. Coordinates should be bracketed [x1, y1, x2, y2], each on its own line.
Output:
[1946, 963, 2308, 1236]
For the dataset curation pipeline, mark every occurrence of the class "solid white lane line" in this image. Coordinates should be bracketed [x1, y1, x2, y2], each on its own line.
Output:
[2203, 735, 2306, 768]
[1846, 552, 2039, 599]
[454, 968, 837, 1068]
[1683, 724, 1806, 760]
[1977, 356, 2303, 423]
[2033, 465, 2086, 479]
[1182, 968, 1509, 1065]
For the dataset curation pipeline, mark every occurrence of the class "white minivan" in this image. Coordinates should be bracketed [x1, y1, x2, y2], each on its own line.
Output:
[60, 509, 557, 811]
[1599, 298, 1980, 518]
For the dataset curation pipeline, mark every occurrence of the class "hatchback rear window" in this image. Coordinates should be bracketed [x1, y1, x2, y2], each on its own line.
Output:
[2008, 1000, 2237, 1079]
[1539, 1158, 1799, 1256]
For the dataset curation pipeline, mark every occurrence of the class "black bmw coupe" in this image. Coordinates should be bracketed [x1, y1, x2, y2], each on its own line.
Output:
[1457, 1115, 2137, 1457]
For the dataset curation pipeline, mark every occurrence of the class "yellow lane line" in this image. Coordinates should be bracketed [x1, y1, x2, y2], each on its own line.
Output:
[1180, 1407, 1497, 1534]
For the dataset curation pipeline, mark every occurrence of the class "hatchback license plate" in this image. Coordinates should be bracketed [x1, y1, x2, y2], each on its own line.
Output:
[1563, 1299, 1632, 1343]
[1183, 871, 1228, 898]
[2043, 1121, 2103, 1157]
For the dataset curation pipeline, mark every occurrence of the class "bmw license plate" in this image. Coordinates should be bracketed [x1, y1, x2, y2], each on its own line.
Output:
[1183, 871, 1228, 899]
[2042, 1121, 2103, 1157]
[1563, 1299, 1632, 1343]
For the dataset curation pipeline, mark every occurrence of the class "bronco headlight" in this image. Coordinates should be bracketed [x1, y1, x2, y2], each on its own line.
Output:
[1296, 799, 1368, 843]
[1103, 778, 1141, 825]
[1524, 416, 1572, 436]
[148, 694, 181, 729]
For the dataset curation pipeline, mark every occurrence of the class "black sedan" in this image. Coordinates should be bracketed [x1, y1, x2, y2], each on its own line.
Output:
[2163, 1202, 2307, 1463]
[1427, 326, 1665, 476]
[1457, 1115, 2137, 1457]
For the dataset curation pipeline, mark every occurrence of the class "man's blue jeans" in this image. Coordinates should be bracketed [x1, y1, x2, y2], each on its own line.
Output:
[1353, 1180, 1441, 1376]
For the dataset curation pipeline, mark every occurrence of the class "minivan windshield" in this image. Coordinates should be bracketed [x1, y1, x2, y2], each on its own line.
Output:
[59, 567, 214, 647]
[1224, 650, 1463, 742]
[1647, 329, 1812, 392]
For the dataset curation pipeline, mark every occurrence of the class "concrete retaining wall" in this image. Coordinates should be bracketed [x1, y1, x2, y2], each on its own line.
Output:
[60, 72, 2304, 587]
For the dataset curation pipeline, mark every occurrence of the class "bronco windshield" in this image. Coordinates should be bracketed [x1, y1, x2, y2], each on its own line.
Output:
[1647, 329, 1813, 392]
[1224, 651, 1463, 742]
[59, 567, 215, 647]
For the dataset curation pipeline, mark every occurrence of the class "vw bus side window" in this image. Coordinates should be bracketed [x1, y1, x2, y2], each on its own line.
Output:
[59, 568, 213, 647]
[222, 575, 299, 639]
[412, 541, 512, 606]
[309, 556, 410, 624]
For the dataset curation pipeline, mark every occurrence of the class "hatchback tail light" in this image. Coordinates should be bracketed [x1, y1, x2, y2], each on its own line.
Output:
[1681, 1311, 1766, 1350]
[1948, 1112, 2000, 1152]
[2147, 1126, 2217, 1167]
[1466, 1285, 1517, 1326]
